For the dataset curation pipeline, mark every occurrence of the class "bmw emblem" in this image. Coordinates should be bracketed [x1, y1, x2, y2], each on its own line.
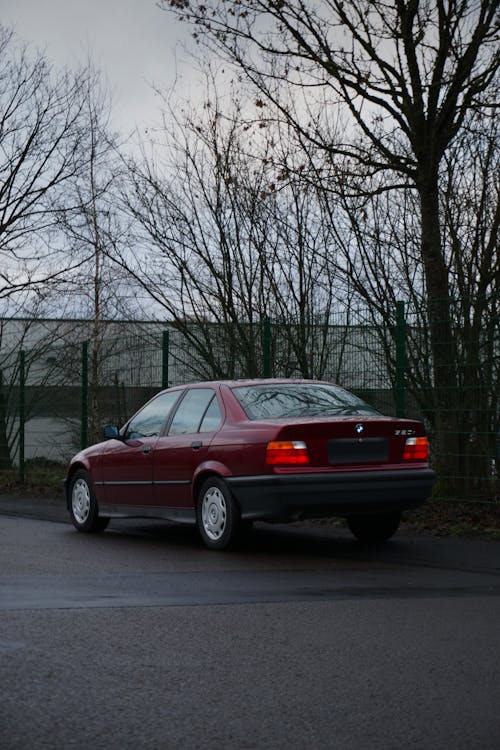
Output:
[355, 424, 364, 434]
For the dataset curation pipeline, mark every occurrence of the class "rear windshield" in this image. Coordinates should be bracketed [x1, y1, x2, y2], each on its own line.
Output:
[232, 383, 380, 419]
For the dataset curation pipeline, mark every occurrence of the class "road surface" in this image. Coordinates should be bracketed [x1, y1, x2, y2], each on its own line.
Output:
[1, 511, 499, 749]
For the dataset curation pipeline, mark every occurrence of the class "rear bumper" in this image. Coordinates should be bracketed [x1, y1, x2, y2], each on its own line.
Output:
[226, 468, 436, 521]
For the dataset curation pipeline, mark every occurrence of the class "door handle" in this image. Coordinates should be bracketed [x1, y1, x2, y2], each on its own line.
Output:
[141, 445, 152, 454]
[191, 441, 203, 450]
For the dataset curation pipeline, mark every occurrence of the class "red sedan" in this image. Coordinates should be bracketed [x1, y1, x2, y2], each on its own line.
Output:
[66, 379, 435, 549]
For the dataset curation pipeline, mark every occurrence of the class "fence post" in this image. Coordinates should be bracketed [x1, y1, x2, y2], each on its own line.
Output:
[262, 317, 271, 377]
[395, 301, 405, 418]
[81, 341, 88, 450]
[162, 330, 169, 389]
[19, 350, 25, 482]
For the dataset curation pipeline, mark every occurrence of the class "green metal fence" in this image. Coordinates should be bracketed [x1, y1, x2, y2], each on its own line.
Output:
[0, 302, 498, 504]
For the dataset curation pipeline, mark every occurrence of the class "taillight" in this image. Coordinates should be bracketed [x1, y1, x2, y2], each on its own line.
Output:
[266, 440, 310, 465]
[403, 437, 429, 461]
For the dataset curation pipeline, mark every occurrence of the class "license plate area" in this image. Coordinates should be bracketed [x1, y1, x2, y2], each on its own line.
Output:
[328, 438, 388, 465]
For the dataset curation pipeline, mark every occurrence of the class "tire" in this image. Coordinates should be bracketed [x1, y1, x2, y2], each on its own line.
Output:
[347, 511, 401, 543]
[68, 469, 109, 533]
[197, 477, 240, 550]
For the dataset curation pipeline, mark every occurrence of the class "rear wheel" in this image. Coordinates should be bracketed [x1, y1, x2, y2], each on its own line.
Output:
[68, 469, 109, 533]
[347, 511, 401, 543]
[197, 477, 240, 550]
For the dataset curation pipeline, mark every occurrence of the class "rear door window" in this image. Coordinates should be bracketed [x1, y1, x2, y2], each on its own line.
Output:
[168, 388, 219, 435]
[199, 395, 222, 432]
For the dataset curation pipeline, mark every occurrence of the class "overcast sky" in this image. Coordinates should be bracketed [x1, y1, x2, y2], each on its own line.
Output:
[2, 0, 198, 134]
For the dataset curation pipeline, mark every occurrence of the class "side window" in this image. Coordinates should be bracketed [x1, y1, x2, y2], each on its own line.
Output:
[168, 389, 218, 436]
[199, 396, 222, 433]
[125, 391, 180, 439]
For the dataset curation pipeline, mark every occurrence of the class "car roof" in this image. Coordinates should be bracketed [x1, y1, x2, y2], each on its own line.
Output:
[167, 378, 338, 389]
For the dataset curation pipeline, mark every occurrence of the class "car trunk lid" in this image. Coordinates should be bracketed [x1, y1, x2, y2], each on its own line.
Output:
[273, 416, 425, 468]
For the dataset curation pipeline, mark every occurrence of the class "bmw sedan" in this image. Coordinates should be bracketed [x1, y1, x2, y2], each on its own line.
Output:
[66, 379, 435, 549]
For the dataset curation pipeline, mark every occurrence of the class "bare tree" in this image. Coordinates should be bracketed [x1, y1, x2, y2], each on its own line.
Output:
[119, 76, 348, 379]
[164, 0, 498, 480]
[0, 26, 93, 304]
[315, 105, 499, 495]
[117, 78, 332, 377]
[121, 89, 269, 377]
[55, 69, 132, 443]
[440, 110, 499, 493]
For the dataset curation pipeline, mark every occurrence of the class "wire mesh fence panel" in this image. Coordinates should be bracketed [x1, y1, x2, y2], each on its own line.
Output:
[0, 345, 17, 471]
[0, 304, 498, 503]
[0, 347, 81, 472]
[167, 322, 266, 383]
[404, 297, 499, 503]
[0, 320, 167, 473]
[90, 333, 163, 438]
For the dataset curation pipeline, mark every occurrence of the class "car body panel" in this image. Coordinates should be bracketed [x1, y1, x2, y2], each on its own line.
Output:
[96, 437, 158, 506]
[151, 432, 216, 507]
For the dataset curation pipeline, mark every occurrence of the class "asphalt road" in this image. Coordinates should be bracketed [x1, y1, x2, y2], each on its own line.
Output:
[1, 505, 500, 750]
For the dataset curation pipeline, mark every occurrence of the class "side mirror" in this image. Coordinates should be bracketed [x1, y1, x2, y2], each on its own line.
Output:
[103, 424, 120, 440]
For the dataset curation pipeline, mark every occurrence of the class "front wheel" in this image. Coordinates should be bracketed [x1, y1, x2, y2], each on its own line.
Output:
[197, 477, 240, 550]
[68, 469, 109, 533]
[347, 511, 401, 543]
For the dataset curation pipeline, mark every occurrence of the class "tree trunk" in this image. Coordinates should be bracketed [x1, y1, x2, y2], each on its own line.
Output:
[0, 370, 13, 470]
[418, 174, 460, 490]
